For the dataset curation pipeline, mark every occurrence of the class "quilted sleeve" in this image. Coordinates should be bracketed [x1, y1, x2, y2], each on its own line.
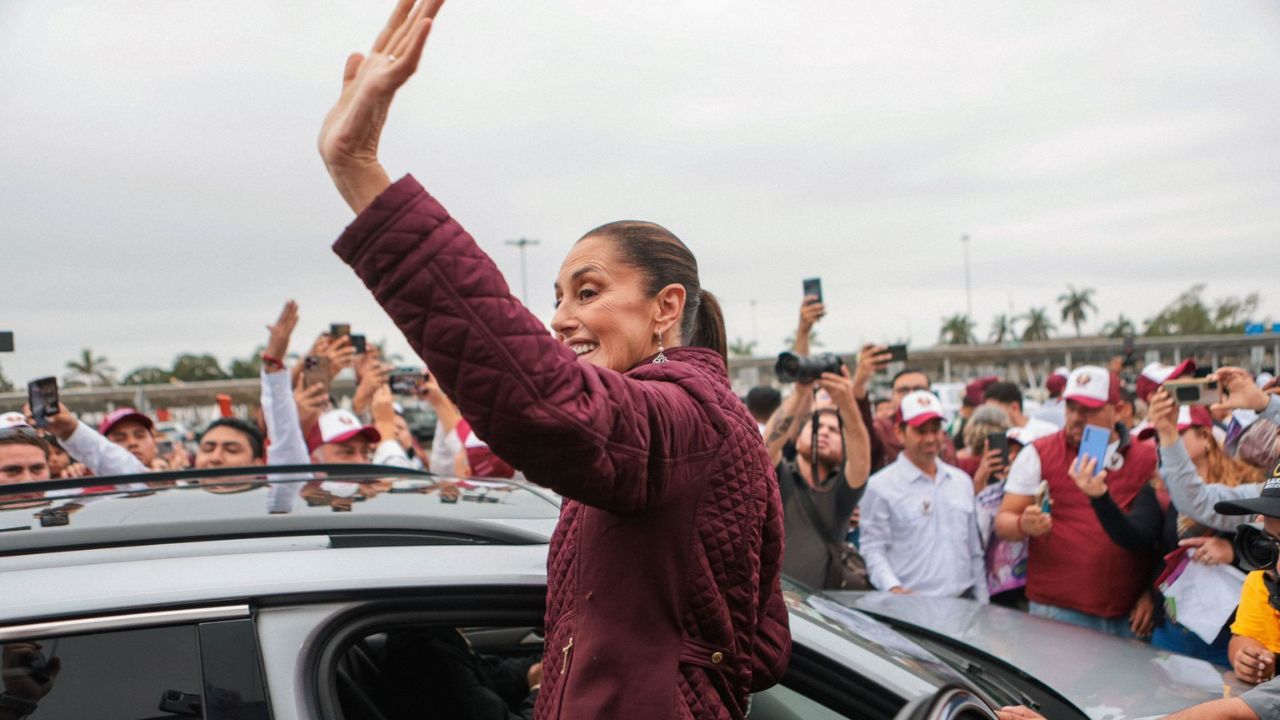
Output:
[333, 175, 703, 514]
[750, 479, 791, 691]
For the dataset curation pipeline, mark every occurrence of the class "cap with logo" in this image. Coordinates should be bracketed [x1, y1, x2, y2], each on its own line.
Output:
[1135, 360, 1196, 403]
[897, 390, 946, 427]
[1136, 404, 1213, 441]
[1063, 366, 1122, 409]
[0, 411, 31, 430]
[99, 408, 154, 436]
[1215, 463, 1280, 518]
[317, 409, 381, 446]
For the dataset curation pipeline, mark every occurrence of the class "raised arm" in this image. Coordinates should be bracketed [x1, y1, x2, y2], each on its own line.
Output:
[818, 368, 871, 490]
[762, 383, 816, 467]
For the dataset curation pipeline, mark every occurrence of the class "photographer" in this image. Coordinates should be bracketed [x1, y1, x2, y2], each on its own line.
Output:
[763, 357, 872, 590]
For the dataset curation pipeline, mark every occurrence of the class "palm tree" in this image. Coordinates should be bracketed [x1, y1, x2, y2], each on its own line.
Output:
[64, 348, 116, 387]
[989, 314, 1017, 344]
[1057, 285, 1098, 338]
[1021, 308, 1055, 342]
[728, 337, 758, 358]
[939, 314, 977, 345]
[1101, 314, 1137, 339]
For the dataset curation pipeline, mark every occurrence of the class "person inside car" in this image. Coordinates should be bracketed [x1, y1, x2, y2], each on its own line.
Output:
[316, 2, 791, 714]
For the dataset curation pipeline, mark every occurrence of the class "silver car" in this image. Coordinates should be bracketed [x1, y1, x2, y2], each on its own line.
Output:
[0, 466, 1238, 720]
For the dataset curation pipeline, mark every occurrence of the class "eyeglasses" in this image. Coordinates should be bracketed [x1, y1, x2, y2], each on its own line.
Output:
[0, 426, 41, 441]
[893, 385, 929, 396]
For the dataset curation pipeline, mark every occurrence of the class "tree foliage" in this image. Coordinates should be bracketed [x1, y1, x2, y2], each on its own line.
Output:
[728, 337, 758, 358]
[170, 354, 230, 382]
[122, 366, 174, 386]
[0, 363, 13, 393]
[939, 314, 977, 345]
[1101, 315, 1137, 339]
[64, 348, 116, 387]
[1057, 285, 1097, 338]
[1020, 307, 1055, 342]
[989, 314, 1017, 344]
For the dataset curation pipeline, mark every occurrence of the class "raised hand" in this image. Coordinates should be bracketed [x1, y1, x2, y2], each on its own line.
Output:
[318, 0, 444, 213]
[1148, 388, 1179, 446]
[852, 344, 891, 400]
[265, 300, 300, 365]
[1213, 367, 1270, 414]
[1069, 456, 1108, 499]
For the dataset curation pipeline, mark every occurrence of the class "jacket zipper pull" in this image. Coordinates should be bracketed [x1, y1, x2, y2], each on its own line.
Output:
[561, 636, 574, 670]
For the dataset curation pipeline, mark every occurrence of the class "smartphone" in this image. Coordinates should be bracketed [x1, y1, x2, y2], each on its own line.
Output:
[802, 277, 823, 304]
[1163, 378, 1222, 406]
[1078, 424, 1111, 476]
[986, 432, 1009, 468]
[1034, 481, 1051, 515]
[156, 438, 176, 456]
[302, 355, 332, 394]
[350, 334, 367, 354]
[389, 367, 425, 395]
[329, 323, 351, 339]
[27, 376, 59, 428]
[885, 344, 909, 363]
[0, 331, 13, 352]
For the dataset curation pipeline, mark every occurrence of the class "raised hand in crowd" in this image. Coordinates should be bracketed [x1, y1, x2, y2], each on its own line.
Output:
[852, 344, 892, 400]
[1148, 388, 1180, 447]
[1214, 366, 1272, 414]
[1069, 456, 1108, 499]
[295, 376, 330, 435]
[1179, 534, 1235, 566]
[23, 402, 79, 442]
[325, 334, 357, 378]
[370, 384, 401, 446]
[815, 366, 872, 487]
[794, 295, 825, 357]
[264, 300, 300, 373]
[352, 348, 389, 416]
[318, 0, 442, 213]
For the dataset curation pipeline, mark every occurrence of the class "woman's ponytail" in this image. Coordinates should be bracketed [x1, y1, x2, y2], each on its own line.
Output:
[691, 289, 728, 365]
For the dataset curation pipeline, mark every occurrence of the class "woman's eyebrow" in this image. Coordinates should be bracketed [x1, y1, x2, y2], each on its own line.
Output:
[554, 264, 605, 294]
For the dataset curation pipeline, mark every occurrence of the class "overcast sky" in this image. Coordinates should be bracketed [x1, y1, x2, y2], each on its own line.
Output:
[2, 0, 1278, 385]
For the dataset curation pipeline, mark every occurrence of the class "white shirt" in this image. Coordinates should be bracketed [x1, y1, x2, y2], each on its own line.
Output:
[860, 455, 988, 602]
[1007, 417, 1060, 445]
[429, 426, 463, 475]
[1005, 435, 1123, 497]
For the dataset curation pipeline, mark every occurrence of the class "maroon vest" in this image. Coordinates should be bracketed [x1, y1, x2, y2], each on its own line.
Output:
[1026, 431, 1157, 618]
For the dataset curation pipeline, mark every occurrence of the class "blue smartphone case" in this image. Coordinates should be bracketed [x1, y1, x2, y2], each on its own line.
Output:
[1078, 424, 1111, 474]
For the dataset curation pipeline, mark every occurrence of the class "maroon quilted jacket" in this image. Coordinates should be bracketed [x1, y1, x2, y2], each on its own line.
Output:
[334, 176, 791, 718]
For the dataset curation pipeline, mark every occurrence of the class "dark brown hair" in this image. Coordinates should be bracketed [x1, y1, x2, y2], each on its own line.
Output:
[0, 432, 51, 460]
[581, 221, 727, 364]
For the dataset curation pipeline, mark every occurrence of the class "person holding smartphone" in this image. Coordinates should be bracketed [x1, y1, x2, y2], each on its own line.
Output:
[994, 367, 1160, 638]
[316, 3, 790, 714]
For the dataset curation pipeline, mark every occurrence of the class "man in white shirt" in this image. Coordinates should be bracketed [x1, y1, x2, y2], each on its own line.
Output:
[860, 391, 988, 602]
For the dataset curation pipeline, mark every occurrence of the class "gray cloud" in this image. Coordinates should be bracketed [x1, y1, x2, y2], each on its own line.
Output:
[2, 0, 1278, 385]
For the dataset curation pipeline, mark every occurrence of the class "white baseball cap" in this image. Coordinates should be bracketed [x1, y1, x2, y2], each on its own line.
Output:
[1136, 360, 1196, 402]
[0, 412, 30, 430]
[317, 409, 381, 445]
[897, 391, 946, 427]
[1063, 366, 1120, 409]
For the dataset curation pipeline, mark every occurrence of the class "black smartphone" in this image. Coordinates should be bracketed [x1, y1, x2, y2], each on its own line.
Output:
[329, 323, 351, 339]
[0, 331, 13, 352]
[28, 376, 59, 428]
[885, 344, 908, 362]
[350, 334, 367, 354]
[987, 432, 1010, 468]
[802, 277, 823, 304]
[156, 438, 176, 456]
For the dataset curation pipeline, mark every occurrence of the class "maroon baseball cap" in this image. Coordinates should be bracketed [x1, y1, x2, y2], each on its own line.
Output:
[1137, 405, 1213, 440]
[965, 376, 1000, 406]
[1135, 360, 1196, 403]
[1063, 367, 1122, 409]
[99, 408, 154, 436]
[1046, 373, 1067, 397]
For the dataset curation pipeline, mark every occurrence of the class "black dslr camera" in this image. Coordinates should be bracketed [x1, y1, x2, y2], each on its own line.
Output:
[775, 352, 844, 384]
[1234, 524, 1280, 572]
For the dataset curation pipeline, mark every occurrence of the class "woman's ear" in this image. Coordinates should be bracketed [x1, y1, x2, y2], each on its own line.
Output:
[653, 283, 687, 338]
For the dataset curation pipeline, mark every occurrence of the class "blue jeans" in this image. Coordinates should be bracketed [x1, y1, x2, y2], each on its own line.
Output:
[1151, 619, 1231, 667]
[1030, 602, 1134, 639]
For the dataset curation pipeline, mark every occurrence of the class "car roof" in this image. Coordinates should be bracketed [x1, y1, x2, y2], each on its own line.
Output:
[0, 464, 561, 555]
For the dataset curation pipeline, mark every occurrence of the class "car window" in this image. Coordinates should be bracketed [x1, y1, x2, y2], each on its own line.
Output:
[1, 619, 267, 720]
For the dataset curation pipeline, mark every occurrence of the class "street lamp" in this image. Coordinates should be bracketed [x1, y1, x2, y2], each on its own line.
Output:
[504, 237, 541, 305]
[961, 234, 972, 319]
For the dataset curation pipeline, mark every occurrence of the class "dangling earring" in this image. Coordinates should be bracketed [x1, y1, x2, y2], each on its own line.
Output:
[652, 331, 668, 364]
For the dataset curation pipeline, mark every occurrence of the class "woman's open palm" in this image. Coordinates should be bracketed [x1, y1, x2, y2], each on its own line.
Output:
[318, 0, 442, 171]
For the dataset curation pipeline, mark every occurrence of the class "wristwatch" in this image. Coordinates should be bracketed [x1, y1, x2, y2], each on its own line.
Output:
[0, 692, 38, 717]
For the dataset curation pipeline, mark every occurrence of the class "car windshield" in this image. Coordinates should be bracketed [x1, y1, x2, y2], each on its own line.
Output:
[0, 464, 562, 539]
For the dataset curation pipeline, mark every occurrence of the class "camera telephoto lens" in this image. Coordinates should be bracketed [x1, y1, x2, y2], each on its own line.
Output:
[775, 352, 844, 384]
[1234, 525, 1280, 572]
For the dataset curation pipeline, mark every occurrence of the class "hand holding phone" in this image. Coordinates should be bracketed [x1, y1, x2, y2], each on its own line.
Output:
[302, 356, 332, 396]
[986, 432, 1009, 468]
[802, 277, 824, 304]
[885, 344, 908, 363]
[1077, 424, 1111, 475]
[27, 377, 60, 429]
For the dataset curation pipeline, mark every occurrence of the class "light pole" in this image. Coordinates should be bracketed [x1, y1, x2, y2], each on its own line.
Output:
[505, 237, 541, 305]
[961, 234, 972, 319]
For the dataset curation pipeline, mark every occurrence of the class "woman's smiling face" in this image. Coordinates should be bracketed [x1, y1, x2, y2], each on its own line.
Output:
[551, 235, 664, 373]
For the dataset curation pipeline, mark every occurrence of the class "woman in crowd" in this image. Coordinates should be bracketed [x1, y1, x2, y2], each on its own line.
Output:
[314, 2, 790, 717]
[1071, 387, 1264, 663]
